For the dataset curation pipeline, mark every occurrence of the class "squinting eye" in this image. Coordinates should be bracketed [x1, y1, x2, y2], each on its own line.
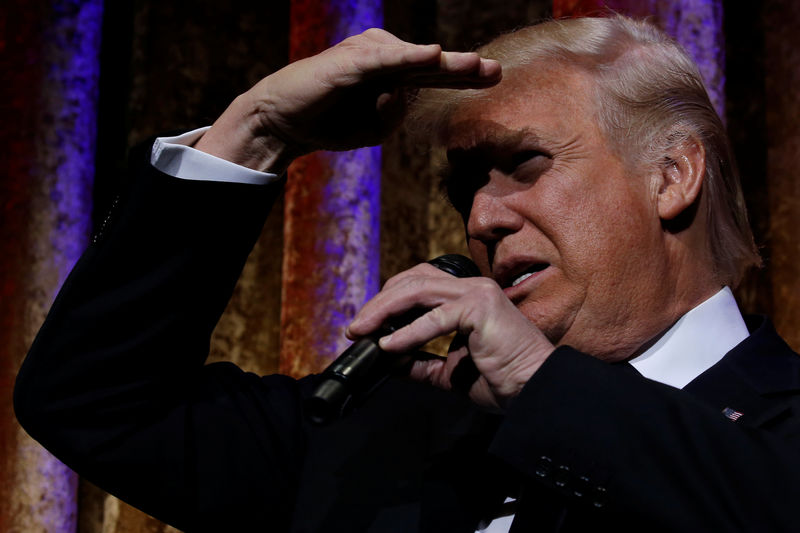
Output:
[511, 150, 546, 168]
[495, 150, 548, 174]
[439, 164, 489, 221]
[507, 150, 552, 183]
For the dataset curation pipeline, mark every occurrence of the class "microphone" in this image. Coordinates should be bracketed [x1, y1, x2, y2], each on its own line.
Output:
[305, 254, 480, 425]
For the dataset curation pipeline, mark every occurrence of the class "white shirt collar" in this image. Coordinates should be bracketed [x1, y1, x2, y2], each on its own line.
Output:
[628, 286, 748, 389]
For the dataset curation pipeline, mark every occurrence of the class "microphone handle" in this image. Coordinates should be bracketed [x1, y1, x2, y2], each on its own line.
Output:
[305, 254, 480, 425]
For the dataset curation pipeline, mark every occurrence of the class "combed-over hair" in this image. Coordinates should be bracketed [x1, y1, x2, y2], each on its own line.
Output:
[414, 15, 760, 287]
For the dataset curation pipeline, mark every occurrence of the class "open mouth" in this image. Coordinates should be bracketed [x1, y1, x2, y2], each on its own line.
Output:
[505, 263, 549, 288]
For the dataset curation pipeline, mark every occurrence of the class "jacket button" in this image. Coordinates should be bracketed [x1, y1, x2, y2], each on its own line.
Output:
[592, 486, 608, 508]
[534, 456, 553, 478]
[573, 475, 590, 498]
[553, 465, 570, 488]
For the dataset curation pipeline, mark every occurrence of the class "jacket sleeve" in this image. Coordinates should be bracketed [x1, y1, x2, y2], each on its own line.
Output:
[489, 346, 800, 532]
[14, 141, 311, 532]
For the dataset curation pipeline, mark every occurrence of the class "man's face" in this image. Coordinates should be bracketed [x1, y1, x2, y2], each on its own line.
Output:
[442, 63, 672, 360]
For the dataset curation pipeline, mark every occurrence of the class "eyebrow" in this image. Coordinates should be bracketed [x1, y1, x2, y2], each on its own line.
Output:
[445, 126, 548, 160]
[438, 125, 558, 211]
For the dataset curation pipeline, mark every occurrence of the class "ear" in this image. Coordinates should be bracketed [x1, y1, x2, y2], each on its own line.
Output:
[656, 136, 706, 221]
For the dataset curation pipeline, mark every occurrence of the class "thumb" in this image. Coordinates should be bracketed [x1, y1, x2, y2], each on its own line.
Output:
[408, 357, 451, 391]
[375, 87, 407, 136]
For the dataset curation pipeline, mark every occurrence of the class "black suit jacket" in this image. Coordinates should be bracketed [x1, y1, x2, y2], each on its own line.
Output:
[14, 144, 800, 532]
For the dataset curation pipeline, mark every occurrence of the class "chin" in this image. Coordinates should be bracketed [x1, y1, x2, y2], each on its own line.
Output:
[517, 299, 578, 347]
[558, 327, 645, 362]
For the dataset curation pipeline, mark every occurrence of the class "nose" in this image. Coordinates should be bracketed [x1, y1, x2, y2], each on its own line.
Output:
[466, 180, 525, 245]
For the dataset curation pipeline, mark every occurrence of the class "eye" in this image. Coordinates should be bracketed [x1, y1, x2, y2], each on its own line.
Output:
[504, 150, 552, 183]
[438, 156, 491, 220]
[512, 150, 546, 167]
[495, 149, 549, 174]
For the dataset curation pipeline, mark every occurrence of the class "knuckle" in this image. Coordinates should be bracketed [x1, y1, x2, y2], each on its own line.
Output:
[382, 272, 404, 290]
[418, 262, 444, 276]
[362, 27, 386, 38]
[424, 306, 448, 329]
[383, 262, 439, 290]
[403, 275, 429, 295]
[383, 267, 417, 288]
[472, 277, 500, 294]
[338, 34, 361, 48]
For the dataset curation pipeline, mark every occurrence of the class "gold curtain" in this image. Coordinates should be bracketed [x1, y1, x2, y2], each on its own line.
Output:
[3, 1, 798, 531]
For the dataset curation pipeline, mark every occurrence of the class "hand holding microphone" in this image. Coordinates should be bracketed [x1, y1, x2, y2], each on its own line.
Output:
[344, 253, 555, 414]
[306, 254, 480, 425]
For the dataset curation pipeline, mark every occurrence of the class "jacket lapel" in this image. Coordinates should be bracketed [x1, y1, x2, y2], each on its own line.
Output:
[502, 317, 799, 533]
[683, 316, 800, 428]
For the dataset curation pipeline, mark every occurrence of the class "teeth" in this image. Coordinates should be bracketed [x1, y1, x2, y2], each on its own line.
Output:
[512, 272, 533, 287]
[508, 264, 549, 288]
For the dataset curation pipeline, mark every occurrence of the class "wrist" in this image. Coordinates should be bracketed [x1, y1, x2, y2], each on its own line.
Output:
[194, 94, 304, 175]
[494, 346, 552, 410]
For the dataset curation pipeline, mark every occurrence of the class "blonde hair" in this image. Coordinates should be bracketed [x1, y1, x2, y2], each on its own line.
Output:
[415, 15, 760, 287]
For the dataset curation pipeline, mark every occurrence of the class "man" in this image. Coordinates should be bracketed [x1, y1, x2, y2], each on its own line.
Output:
[14, 15, 800, 532]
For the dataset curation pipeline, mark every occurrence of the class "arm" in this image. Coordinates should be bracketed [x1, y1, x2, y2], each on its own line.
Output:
[14, 145, 305, 530]
[348, 265, 800, 531]
[492, 346, 800, 531]
[14, 29, 501, 531]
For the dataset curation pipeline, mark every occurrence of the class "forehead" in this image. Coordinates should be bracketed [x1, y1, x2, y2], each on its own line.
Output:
[441, 62, 600, 151]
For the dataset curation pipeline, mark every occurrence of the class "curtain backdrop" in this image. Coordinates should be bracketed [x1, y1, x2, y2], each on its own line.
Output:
[1, 1, 798, 531]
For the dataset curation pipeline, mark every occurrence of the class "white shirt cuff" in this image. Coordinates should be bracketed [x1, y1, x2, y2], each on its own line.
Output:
[150, 127, 280, 185]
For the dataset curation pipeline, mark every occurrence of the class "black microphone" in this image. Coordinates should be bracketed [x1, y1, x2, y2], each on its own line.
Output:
[306, 254, 480, 425]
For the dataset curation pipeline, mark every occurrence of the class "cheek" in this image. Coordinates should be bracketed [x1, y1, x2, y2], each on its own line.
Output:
[533, 186, 606, 275]
[564, 205, 643, 283]
[562, 198, 661, 322]
[545, 176, 652, 268]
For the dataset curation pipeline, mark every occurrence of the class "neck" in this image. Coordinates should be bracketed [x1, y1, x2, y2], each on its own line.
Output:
[614, 225, 721, 362]
[640, 220, 722, 355]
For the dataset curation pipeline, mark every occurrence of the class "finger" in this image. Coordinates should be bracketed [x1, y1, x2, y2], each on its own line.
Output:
[408, 347, 465, 391]
[449, 352, 481, 396]
[388, 57, 501, 85]
[374, 276, 510, 352]
[353, 30, 494, 79]
[407, 57, 500, 76]
[409, 353, 500, 410]
[346, 286, 446, 340]
[408, 357, 449, 389]
[349, 43, 443, 77]
[392, 60, 501, 92]
[328, 36, 501, 96]
[439, 51, 482, 73]
[429, 344, 478, 394]
[442, 346, 498, 407]
[348, 271, 467, 338]
[381, 262, 450, 290]
[349, 45, 498, 83]
[375, 88, 407, 132]
[377, 300, 464, 353]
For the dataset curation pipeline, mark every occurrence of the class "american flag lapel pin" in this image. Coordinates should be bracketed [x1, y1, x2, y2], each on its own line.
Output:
[722, 407, 743, 421]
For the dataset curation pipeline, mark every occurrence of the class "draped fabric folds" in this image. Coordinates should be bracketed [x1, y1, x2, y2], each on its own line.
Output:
[0, 1, 103, 531]
[1, 1, 798, 531]
[280, 0, 383, 378]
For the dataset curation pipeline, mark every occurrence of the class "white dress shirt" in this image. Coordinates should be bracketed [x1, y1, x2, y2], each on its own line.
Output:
[151, 133, 751, 533]
[628, 286, 749, 387]
[151, 128, 280, 185]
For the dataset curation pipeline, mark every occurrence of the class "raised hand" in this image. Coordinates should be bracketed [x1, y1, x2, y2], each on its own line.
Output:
[194, 28, 502, 173]
[346, 263, 555, 411]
